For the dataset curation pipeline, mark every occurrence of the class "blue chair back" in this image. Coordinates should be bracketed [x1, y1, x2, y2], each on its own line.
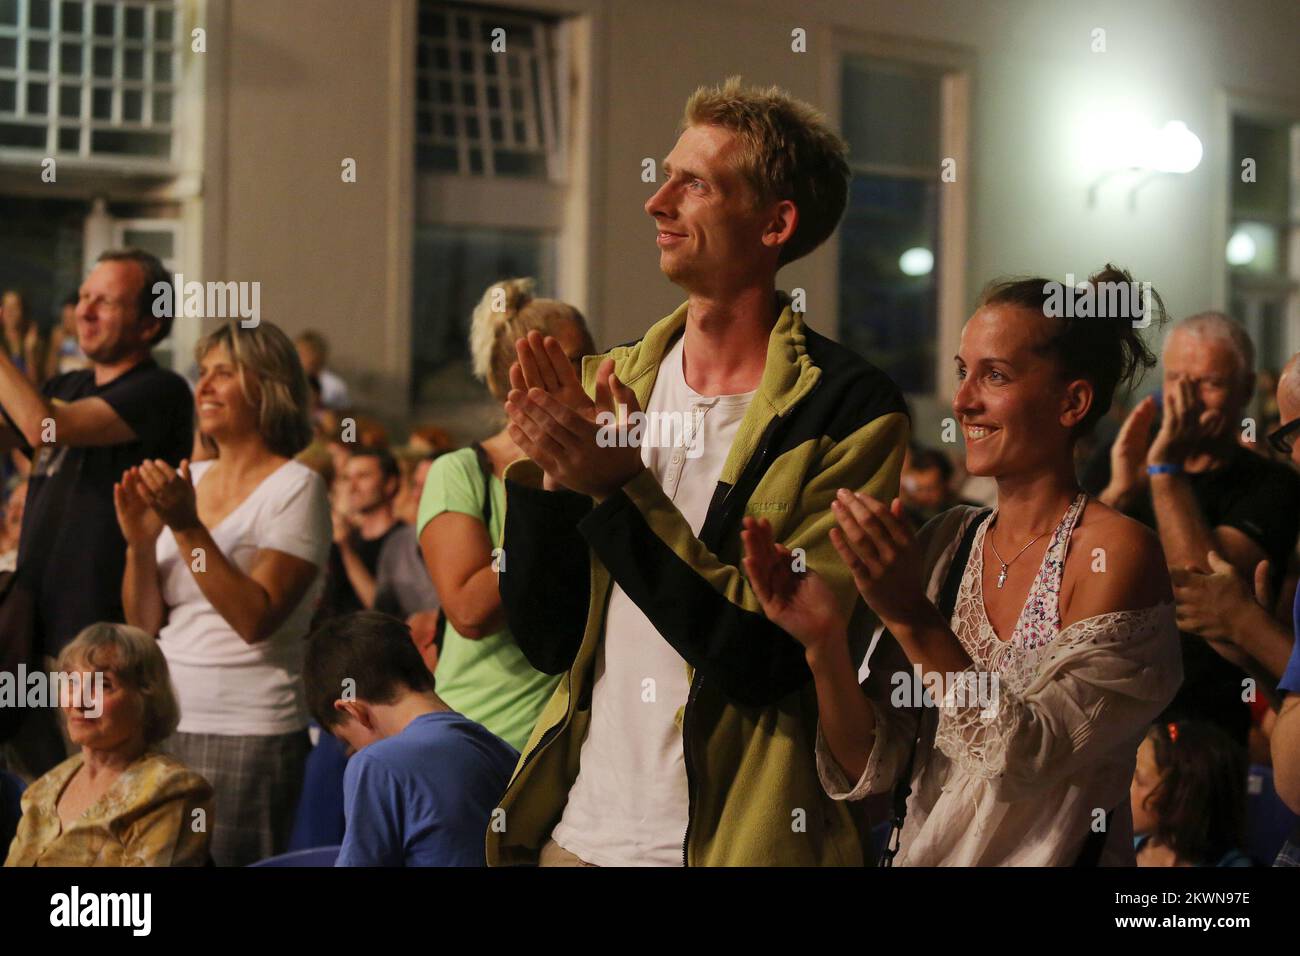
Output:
[248, 845, 341, 867]
[287, 723, 348, 851]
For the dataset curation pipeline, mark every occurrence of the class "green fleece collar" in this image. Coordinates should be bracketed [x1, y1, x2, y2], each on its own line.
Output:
[582, 292, 825, 487]
[584, 291, 823, 419]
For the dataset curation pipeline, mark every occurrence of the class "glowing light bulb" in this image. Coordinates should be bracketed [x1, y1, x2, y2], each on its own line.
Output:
[1226, 230, 1256, 266]
[1147, 120, 1203, 174]
[899, 247, 934, 277]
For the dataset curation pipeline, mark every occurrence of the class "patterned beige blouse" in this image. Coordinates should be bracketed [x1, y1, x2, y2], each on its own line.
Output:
[4, 751, 213, 867]
[818, 503, 1183, 866]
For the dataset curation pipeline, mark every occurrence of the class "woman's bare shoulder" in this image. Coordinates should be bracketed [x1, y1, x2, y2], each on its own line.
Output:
[1074, 499, 1162, 553]
[1064, 499, 1171, 619]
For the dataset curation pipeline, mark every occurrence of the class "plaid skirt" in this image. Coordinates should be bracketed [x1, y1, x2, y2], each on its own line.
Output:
[163, 729, 310, 867]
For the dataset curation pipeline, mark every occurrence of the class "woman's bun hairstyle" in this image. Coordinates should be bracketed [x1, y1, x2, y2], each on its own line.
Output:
[468, 277, 591, 402]
[978, 263, 1165, 436]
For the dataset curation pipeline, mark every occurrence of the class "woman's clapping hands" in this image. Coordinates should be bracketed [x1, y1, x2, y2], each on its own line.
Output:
[114, 459, 201, 540]
[113, 466, 164, 548]
[829, 490, 932, 630]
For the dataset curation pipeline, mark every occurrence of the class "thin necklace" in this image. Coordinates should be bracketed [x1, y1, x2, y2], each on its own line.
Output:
[987, 497, 1074, 590]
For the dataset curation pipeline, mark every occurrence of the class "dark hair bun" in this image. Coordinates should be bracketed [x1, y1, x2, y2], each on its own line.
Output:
[978, 263, 1166, 435]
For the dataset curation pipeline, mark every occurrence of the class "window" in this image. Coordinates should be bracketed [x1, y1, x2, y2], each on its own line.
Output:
[411, 1, 573, 411]
[1227, 112, 1299, 387]
[416, 0, 560, 178]
[838, 57, 943, 396]
[0, 194, 88, 325]
[411, 224, 555, 407]
[0, 0, 180, 165]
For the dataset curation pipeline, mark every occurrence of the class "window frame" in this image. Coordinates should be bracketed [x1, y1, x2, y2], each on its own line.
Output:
[415, 0, 564, 180]
[0, 0, 185, 174]
[410, 0, 598, 420]
[1215, 89, 1300, 374]
[820, 27, 971, 406]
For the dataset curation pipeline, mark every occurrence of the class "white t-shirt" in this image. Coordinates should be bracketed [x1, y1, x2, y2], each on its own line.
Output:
[156, 459, 332, 736]
[552, 335, 755, 866]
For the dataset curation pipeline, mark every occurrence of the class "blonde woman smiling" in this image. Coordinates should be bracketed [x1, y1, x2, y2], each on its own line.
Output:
[116, 321, 330, 867]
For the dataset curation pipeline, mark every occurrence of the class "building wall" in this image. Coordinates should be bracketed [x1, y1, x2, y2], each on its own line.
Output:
[588, 0, 1300, 439]
[203, 0, 411, 419]
[203, 0, 1300, 440]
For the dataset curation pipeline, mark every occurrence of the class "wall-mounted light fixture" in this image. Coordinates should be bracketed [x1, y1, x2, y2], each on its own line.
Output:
[1086, 119, 1203, 209]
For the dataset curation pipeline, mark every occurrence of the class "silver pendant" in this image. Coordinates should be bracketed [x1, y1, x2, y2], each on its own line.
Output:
[997, 565, 1008, 589]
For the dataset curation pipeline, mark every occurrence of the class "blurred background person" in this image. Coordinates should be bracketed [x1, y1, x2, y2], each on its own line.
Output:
[898, 444, 976, 527]
[1165, 351, 1300, 864]
[0, 250, 193, 780]
[44, 292, 89, 380]
[295, 330, 351, 411]
[1100, 312, 1300, 745]
[0, 478, 26, 573]
[405, 423, 455, 459]
[418, 277, 593, 751]
[317, 446, 403, 620]
[377, 450, 443, 629]
[116, 320, 330, 867]
[0, 289, 43, 387]
[4, 622, 213, 867]
[1130, 720, 1251, 867]
[1272, 354, 1300, 866]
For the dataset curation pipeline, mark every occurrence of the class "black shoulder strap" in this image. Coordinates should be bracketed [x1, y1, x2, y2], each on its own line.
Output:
[433, 443, 496, 648]
[470, 442, 495, 524]
[879, 507, 991, 867]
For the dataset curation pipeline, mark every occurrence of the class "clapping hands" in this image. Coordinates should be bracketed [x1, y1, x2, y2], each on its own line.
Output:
[114, 459, 200, 542]
[504, 331, 645, 500]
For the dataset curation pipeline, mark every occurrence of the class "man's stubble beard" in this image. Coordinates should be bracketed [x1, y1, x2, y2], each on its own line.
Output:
[659, 253, 700, 291]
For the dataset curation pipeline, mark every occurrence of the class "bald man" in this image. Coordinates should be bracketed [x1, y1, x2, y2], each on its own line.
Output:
[1101, 315, 1300, 743]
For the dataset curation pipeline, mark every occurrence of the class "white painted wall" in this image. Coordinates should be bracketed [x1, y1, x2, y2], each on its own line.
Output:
[201, 0, 1300, 439]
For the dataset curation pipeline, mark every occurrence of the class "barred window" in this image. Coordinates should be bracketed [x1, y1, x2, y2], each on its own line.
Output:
[416, 1, 561, 178]
[0, 0, 180, 164]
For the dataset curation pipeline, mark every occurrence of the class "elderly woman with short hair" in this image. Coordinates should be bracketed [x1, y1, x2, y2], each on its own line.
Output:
[115, 321, 331, 867]
[5, 622, 213, 867]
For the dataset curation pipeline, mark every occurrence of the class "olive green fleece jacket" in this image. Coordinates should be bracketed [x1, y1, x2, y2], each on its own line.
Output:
[489, 294, 910, 866]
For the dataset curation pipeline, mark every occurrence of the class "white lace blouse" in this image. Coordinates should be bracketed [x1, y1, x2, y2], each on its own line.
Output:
[817, 498, 1182, 866]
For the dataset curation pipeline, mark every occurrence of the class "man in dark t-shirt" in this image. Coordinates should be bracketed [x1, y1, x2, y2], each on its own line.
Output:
[0, 249, 193, 663]
[1099, 313, 1300, 742]
[1127, 445, 1300, 736]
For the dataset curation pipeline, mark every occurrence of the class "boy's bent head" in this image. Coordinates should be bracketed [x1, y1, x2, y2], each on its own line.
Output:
[304, 611, 437, 752]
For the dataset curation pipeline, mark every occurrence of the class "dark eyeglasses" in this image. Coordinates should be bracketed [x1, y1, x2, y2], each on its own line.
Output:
[1268, 418, 1300, 456]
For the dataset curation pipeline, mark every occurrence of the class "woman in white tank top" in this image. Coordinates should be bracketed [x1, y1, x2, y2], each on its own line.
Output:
[742, 267, 1183, 865]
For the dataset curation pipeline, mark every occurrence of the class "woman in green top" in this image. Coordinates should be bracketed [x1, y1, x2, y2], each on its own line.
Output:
[418, 278, 594, 751]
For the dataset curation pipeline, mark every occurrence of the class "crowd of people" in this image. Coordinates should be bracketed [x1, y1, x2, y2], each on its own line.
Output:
[1, 77, 1299, 868]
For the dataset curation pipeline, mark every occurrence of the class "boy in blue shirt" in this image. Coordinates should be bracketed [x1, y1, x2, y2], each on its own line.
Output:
[304, 611, 518, 866]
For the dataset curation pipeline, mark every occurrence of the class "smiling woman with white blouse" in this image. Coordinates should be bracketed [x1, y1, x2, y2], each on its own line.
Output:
[115, 321, 330, 867]
[742, 267, 1183, 866]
